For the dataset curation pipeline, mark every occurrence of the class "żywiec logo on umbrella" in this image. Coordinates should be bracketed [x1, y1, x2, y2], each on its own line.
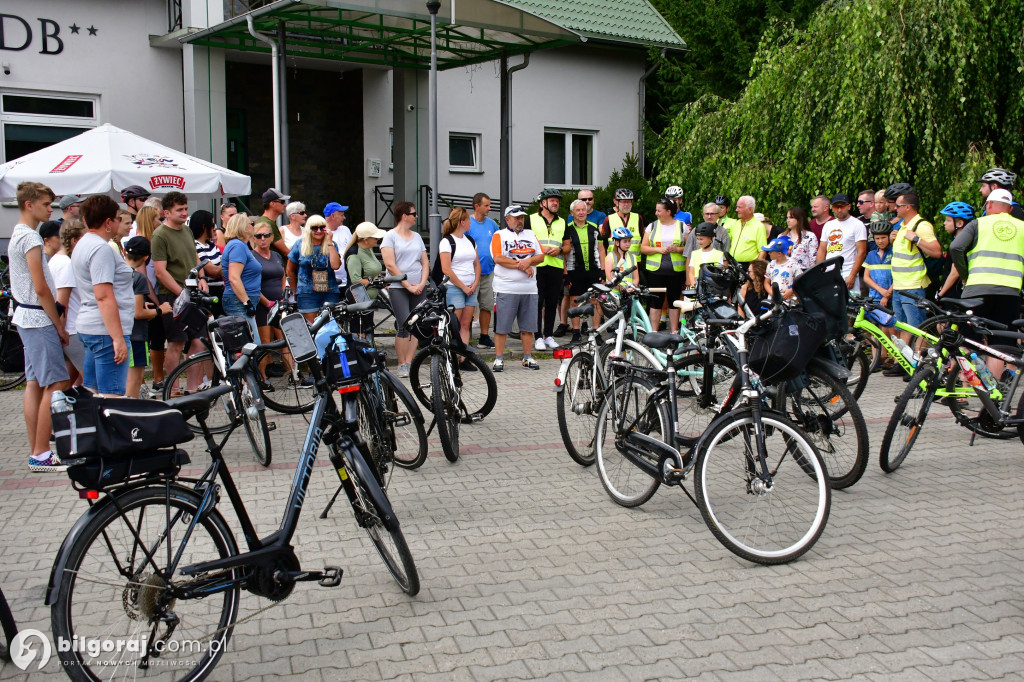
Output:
[149, 175, 186, 190]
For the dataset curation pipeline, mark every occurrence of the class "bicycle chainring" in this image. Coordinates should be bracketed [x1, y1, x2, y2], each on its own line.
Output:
[247, 552, 301, 602]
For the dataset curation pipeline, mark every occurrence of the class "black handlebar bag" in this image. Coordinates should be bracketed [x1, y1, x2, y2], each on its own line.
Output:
[747, 308, 828, 385]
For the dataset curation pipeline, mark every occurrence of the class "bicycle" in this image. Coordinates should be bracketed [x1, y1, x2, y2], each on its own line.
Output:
[163, 272, 273, 466]
[879, 294, 1024, 472]
[593, 287, 831, 565]
[406, 280, 497, 462]
[0, 289, 25, 391]
[0, 584, 16, 662]
[255, 287, 318, 415]
[47, 303, 419, 680]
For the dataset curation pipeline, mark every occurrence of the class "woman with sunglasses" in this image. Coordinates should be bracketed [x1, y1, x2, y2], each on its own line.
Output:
[381, 201, 428, 378]
[252, 222, 288, 345]
[221, 213, 266, 341]
[287, 214, 342, 321]
[282, 201, 306, 250]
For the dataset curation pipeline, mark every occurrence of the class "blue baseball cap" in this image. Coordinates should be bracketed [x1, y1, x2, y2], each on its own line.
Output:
[324, 202, 349, 218]
[762, 235, 794, 254]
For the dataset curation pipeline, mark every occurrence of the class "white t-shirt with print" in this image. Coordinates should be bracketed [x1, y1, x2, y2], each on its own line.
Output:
[820, 216, 867, 279]
[490, 228, 542, 295]
[438, 233, 477, 287]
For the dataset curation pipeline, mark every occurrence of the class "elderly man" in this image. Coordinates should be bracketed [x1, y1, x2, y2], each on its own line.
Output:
[258, 188, 290, 258]
[683, 203, 731, 260]
[490, 205, 545, 371]
[563, 199, 606, 343]
[730, 195, 768, 266]
[808, 194, 831, 240]
[323, 202, 353, 293]
[578, 189, 607, 242]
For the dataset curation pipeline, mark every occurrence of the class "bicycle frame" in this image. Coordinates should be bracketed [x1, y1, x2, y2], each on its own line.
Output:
[851, 306, 938, 376]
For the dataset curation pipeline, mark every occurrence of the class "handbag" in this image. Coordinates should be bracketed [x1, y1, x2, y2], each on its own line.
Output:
[311, 250, 331, 293]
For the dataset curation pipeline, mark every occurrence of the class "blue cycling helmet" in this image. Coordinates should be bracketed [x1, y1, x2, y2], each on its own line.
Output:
[939, 201, 975, 221]
[611, 226, 633, 240]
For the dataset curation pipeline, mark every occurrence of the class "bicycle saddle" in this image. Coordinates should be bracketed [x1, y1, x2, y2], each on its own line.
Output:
[938, 297, 983, 313]
[165, 383, 234, 420]
[641, 331, 687, 350]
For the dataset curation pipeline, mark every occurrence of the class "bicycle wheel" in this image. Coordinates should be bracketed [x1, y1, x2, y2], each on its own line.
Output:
[412, 348, 497, 422]
[839, 334, 871, 400]
[382, 374, 428, 470]
[346, 445, 420, 595]
[431, 353, 460, 462]
[879, 364, 938, 473]
[695, 409, 831, 565]
[0, 586, 15, 661]
[777, 367, 869, 490]
[356, 387, 393, 489]
[51, 485, 240, 681]
[556, 351, 603, 466]
[0, 325, 25, 391]
[597, 338, 660, 377]
[944, 360, 1016, 439]
[255, 347, 315, 415]
[594, 376, 667, 507]
[672, 350, 739, 444]
[163, 352, 234, 435]
[240, 372, 272, 466]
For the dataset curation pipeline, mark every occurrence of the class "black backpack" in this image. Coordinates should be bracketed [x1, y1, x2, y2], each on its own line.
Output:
[430, 233, 476, 285]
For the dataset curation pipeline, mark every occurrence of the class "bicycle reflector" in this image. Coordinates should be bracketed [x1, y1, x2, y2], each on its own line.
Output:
[552, 348, 573, 359]
[336, 385, 360, 395]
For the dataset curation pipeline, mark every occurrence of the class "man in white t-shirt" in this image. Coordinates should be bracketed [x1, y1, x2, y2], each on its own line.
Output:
[816, 193, 868, 290]
[324, 202, 352, 291]
[490, 205, 545, 371]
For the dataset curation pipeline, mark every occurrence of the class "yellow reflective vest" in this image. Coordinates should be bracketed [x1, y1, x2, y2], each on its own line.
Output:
[530, 212, 566, 269]
[608, 212, 642, 256]
[645, 220, 687, 272]
[891, 215, 931, 289]
[966, 213, 1024, 291]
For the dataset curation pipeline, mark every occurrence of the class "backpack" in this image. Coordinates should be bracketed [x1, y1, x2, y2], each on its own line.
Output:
[430, 233, 476, 285]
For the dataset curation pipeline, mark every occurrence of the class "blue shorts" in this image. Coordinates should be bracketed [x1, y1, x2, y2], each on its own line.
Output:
[80, 333, 131, 395]
[892, 288, 928, 328]
[130, 340, 149, 368]
[446, 285, 479, 310]
[296, 291, 341, 314]
[18, 324, 69, 387]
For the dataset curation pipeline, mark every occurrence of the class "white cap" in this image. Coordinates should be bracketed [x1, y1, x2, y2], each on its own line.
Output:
[353, 221, 387, 239]
[988, 188, 1014, 205]
[504, 204, 527, 217]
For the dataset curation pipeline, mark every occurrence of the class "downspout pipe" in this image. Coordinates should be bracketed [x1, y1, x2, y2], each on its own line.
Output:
[426, 0, 441, 259]
[247, 16, 282, 192]
[500, 52, 529, 213]
[637, 48, 665, 172]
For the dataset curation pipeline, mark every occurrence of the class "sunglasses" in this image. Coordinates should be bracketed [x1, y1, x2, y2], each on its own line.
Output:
[856, 199, 872, 204]
[254, 232, 273, 239]
[296, 211, 307, 215]
[310, 226, 327, 232]
[581, 197, 594, 202]
[407, 211, 418, 217]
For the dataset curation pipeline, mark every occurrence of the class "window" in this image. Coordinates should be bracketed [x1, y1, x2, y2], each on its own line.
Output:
[448, 132, 481, 172]
[1, 92, 99, 163]
[544, 129, 594, 187]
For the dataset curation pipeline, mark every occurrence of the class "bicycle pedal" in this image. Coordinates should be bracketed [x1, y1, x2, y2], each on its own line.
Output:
[267, 421, 277, 432]
[319, 566, 343, 587]
[469, 413, 484, 423]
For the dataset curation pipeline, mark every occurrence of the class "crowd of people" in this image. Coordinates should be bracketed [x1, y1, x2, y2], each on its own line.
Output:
[9, 166, 1024, 471]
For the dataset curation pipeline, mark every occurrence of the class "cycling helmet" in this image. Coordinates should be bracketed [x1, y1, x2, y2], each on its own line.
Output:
[883, 182, 913, 201]
[120, 185, 151, 201]
[537, 187, 562, 201]
[979, 167, 1016, 188]
[714, 195, 730, 206]
[664, 185, 684, 200]
[694, 221, 717, 238]
[939, 201, 976, 221]
[869, 220, 896, 235]
[614, 188, 634, 201]
[611, 226, 633, 240]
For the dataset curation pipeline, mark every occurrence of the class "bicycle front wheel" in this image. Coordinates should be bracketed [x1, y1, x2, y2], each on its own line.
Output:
[164, 352, 234, 435]
[255, 347, 316, 414]
[695, 409, 831, 565]
[556, 351, 603, 466]
[412, 347, 497, 422]
[431, 353, 460, 462]
[594, 376, 666, 507]
[382, 373, 428, 470]
[51, 485, 240, 681]
[240, 372, 272, 467]
[879, 364, 938, 473]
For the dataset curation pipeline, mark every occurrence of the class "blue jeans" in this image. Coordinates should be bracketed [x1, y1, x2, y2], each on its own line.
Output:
[80, 333, 131, 394]
[446, 284, 479, 309]
[222, 296, 260, 344]
[892, 288, 927, 328]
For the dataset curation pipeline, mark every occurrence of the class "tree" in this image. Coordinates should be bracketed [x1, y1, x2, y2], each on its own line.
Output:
[650, 0, 1024, 224]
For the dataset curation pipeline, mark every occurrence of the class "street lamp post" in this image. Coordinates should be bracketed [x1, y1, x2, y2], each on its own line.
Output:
[426, 0, 441, 259]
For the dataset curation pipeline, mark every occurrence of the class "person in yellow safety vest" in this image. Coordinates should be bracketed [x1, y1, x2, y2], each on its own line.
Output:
[563, 199, 606, 344]
[715, 195, 741, 245]
[529, 187, 570, 351]
[951, 188, 1024, 375]
[600, 188, 644, 257]
[889, 191, 942, 345]
[731, 195, 768, 265]
[641, 198, 687, 334]
[687, 221, 725, 288]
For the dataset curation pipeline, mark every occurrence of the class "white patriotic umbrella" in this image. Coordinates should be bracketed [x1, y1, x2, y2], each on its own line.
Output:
[0, 123, 250, 200]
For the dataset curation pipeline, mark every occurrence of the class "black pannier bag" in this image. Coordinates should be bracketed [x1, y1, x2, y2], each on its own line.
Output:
[217, 315, 254, 353]
[747, 308, 828, 385]
[791, 258, 849, 341]
[322, 333, 384, 385]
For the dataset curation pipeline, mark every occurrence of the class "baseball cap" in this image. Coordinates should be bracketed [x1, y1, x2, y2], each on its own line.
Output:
[988, 188, 1014, 205]
[124, 236, 152, 258]
[58, 194, 86, 210]
[262, 188, 290, 204]
[323, 202, 349, 218]
[353, 221, 386, 239]
[762, 235, 794, 254]
[120, 185, 150, 201]
[830, 193, 851, 206]
[38, 221, 61, 239]
[504, 204, 527, 218]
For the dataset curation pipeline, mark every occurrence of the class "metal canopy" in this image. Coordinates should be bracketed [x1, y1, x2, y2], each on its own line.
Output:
[180, 0, 589, 69]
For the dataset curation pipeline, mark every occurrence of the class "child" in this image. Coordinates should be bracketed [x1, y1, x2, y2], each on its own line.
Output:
[123, 237, 171, 398]
[738, 260, 769, 317]
[863, 220, 895, 369]
[687, 222, 725, 288]
[762, 235, 798, 299]
[604, 226, 640, 288]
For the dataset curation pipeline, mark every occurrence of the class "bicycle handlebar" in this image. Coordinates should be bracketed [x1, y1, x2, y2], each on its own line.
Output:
[573, 265, 636, 303]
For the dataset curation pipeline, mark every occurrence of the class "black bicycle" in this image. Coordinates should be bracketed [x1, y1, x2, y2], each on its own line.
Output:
[0, 288, 25, 391]
[0, 584, 16, 661]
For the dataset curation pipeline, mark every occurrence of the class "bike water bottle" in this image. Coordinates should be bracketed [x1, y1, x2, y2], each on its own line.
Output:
[970, 353, 997, 390]
[891, 335, 919, 367]
[956, 356, 982, 388]
[51, 389, 71, 414]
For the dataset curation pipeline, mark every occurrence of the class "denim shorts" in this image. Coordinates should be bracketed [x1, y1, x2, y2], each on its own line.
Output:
[892, 288, 927, 328]
[80, 333, 131, 395]
[446, 285, 479, 310]
[296, 291, 341, 314]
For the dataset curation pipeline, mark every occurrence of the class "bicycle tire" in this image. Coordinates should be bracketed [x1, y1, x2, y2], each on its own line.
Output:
[671, 350, 740, 445]
[356, 387, 394, 489]
[839, 333, 871, 400]
[879, 364, 938, 473]
[163, 352, 234, 435]
[594, 376, 666, 507]
[51, 485, 240, 681]
[776, 366, 869, 490]
[411, 347, 497, 422]
[944, 360, 1016, 439]
[382, 374, 428, 470]
[346, 445, 420, 595]
[255, 347, 316, 414]
[241, 372, 272, 467]
[694, 408, 831, 565]
[431, 353, 460, 462]
[0, 324, 25, 391]
[0, 586, 15, 661]
[556, 351, 603, 466]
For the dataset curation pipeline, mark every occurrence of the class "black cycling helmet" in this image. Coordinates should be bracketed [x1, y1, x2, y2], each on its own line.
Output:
[869, 220, 895, 235]
[979, 167, 1016, 188]
[883, 182, 913, 201]
[537, 187, 562, 201]
[614, 188, 634, 201]
[694, 221, 717, 237]
[714, 195, 730, 206]
[120, 185, 151, 201]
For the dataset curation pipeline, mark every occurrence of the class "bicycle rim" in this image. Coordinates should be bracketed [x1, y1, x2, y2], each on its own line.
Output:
[556, 352, 601, 466]
[51, 486, 240, 681]
[164, 353, 234, 435]
[431, 354, 460, 462]
[0, 326, 25, 390]
[594, 377, 664, 507]
[673, 351, 739, 443]
[256, 348, 315, 415]
[451, 349, 498, 422]
[695, 411, 831, 564]
[356, 388, 393, 489]
[240, 373, 272, 466]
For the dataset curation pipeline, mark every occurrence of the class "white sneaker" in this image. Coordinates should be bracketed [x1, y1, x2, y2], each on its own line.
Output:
[545, 336, 558, 350]
[396, 363, 410, 378]
[534, 337, 546, 352]
[492, 358, 504, 372]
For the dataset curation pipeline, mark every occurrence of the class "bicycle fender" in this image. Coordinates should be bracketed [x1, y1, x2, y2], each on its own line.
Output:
[807, 355, 852, 380]
[694, 407, 795, 456]
[381, 370, 424, 424]
[347, 444, 400, 532]
[554, 357, 572, 393]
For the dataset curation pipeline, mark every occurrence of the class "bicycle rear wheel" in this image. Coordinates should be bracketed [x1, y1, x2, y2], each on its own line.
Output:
[255, 347, 315, 414]
[382, 373, 428, 470]
[594, 376, 666, 507]
[411, 347, 497, 422]
[240, 372, 272, 466]
[51, 485, 240, 681]
[839, 333, 871, 400]
[431, 353, 460, 462]
[879, 364, 938, 473]
[695, 409, 831, 565]
[556, 351, 603, 466]
[672, 350, 739, 444]
[163, 352, 234, 435]
[356, 387, 394, 489]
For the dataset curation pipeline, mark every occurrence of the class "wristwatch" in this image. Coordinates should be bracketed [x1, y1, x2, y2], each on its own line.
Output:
[911, 235, 921, 245]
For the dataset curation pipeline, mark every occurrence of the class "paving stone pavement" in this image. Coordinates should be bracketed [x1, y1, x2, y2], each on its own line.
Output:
[1, 358, 1024, 681]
